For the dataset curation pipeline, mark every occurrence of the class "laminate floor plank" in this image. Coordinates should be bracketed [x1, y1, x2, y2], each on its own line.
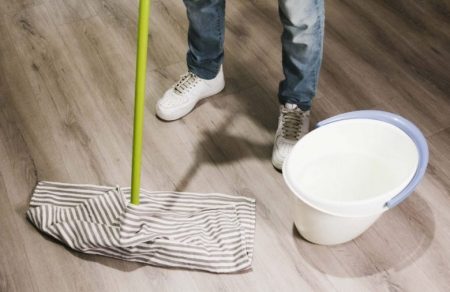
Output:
[0, 0, 449, 291]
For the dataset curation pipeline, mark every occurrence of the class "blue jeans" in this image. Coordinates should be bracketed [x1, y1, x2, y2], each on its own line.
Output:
[183, 0, 324, 110]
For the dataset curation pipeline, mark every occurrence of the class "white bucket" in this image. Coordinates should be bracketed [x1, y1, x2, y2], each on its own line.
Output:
[283, 111, 428, 245]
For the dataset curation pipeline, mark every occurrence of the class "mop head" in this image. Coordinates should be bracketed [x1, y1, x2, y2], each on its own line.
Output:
[27, 181, 256, 273]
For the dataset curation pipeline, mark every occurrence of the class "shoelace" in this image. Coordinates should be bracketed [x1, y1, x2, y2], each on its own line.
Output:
[174, 72, 199, 95]
[281, 108, 304, 140]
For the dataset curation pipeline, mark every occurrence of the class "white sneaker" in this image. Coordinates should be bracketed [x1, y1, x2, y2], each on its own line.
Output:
[156, 67, 225, 121]
[272, 103, 310, 170]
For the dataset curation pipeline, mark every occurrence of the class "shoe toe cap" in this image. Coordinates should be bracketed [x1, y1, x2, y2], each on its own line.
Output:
[156, 90, 194, 121]
[158, 91, 181, 107]
[272, 138, 296, 170]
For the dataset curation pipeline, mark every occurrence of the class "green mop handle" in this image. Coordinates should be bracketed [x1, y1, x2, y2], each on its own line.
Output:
[131, 0, 151, 205]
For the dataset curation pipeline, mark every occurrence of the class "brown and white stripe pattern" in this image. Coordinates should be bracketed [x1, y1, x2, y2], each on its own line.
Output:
[27, 181, 256, 273]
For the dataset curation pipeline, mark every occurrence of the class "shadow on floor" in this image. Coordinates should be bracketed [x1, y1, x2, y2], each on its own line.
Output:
[173, 89, 277, 191]
[291, 194, 435, 277]
[175, 115, 274, 191]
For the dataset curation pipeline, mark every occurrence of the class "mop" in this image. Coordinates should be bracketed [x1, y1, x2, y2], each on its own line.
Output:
[26, 0, 256, 273]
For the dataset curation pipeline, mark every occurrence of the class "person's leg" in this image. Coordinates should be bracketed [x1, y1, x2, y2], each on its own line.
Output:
[272, 0, 324, 170]
[184, 0, 226, 80]
[156, 0, 226, 121]
[278, 0, 325, 111]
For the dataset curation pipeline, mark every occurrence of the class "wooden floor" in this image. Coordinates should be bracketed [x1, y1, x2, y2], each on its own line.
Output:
[1, 0, 449, 291]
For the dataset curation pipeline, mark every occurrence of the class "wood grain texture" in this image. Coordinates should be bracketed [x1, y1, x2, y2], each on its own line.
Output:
[0, 0, 449, 291]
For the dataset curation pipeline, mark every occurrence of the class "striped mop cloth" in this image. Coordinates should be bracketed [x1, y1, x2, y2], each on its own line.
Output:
[27, 181, 256, 273]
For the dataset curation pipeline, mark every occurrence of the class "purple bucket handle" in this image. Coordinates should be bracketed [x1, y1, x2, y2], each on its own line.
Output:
[316, 110, 429, 209]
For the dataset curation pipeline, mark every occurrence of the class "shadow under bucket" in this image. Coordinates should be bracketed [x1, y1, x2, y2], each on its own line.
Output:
[283, 110, 429, 245]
